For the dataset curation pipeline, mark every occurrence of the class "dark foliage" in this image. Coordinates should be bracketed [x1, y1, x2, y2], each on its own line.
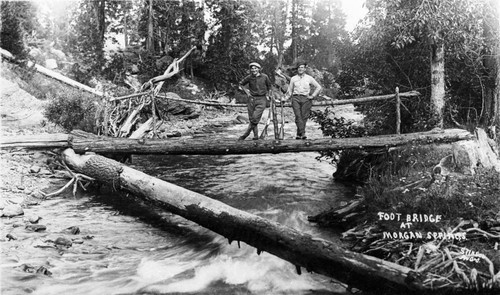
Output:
[0, 1, 37, 59]
[44, 91, 100, 132]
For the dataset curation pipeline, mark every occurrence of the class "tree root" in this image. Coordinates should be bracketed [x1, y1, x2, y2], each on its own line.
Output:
[40, 162, 94, 199]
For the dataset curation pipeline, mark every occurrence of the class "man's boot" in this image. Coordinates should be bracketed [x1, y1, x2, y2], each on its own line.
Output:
[252, 124, 259, 140]
[238, 124, 253, 140]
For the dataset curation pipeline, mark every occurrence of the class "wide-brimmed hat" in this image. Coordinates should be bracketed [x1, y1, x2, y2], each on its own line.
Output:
[249, 62, 261, 69]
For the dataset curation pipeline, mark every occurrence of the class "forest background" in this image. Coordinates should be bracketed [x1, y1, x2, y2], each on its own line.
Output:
[1, 0, 499, 137]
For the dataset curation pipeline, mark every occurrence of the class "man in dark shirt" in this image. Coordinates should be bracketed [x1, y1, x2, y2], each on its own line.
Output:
[238, 62, 272, 140]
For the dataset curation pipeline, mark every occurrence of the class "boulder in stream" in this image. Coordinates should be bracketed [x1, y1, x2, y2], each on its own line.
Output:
[1, 204, 24, 217]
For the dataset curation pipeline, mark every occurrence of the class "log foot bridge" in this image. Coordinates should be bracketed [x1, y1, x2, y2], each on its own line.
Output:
[0, 128, 478, 294]
[0, 128, 473, 155]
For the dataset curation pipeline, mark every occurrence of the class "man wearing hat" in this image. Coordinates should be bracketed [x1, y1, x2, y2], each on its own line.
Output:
[284, 61, 322, 139]
[238, 62, 272, 140]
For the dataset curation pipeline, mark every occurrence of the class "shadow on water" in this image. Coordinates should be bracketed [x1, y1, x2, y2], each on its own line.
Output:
[89, 191, 224, 256]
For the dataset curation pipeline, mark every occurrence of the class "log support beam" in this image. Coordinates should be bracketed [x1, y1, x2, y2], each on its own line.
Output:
[0, 129, 474, 155]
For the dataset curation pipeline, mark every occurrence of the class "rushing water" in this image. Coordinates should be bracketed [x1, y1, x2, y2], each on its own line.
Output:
[1, 120, 356, 295]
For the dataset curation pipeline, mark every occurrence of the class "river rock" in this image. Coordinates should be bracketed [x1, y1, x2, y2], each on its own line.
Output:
[36, 265, 52, 276]
[166, 131, 182, 138]
[33, 238, 55, 249]
[236, 115, 249, 124]
[45, 59, 58, 69]
[54, 237, 72, 247]
[1, 204, 24, 217]
[6, 233, 17, 241]
[25, 214, 41, 223]
[22, 195, 41, 206]
[29, 190, 45, 199]
[25, 224, 46, 232]
[64, 226, 80, 235]
[17, 264, 52, 276]
[29, 165, 41, 173]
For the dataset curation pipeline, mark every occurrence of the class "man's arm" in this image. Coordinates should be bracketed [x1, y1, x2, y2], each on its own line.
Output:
[239, 75, 250, 87]
[265, 74, 272, 92]
[309, 77, 322, 99]
[238, 75, 252, 96]
[285, 77, 295, 100]
[264, 75, 274, 100]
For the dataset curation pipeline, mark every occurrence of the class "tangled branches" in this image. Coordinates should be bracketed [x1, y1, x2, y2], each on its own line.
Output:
[343, 219, 500, 291]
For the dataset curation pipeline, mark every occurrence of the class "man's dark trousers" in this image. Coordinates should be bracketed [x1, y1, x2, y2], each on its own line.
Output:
[240, 95, 267, 139]
[248, 95, 267, 125]
[291, 94, 312, 137]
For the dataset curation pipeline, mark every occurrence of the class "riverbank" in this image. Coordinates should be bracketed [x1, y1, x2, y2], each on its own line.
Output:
[308, 131, 500, 292]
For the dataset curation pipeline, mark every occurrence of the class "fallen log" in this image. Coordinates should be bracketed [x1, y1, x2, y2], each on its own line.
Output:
[308, 197, 367, 229]
[0, 129, 473, 154]
[60, 148, 437, 294]
[0, 133, 69, 149]
[0, 47, 106, 98]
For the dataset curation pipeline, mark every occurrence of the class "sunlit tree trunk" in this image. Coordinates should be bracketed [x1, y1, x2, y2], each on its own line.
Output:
[430, 41, 445, 128]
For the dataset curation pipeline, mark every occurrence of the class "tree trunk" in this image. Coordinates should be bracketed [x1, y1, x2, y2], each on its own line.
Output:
[482, 0, 500, 128]
[124, 15, 128, 48]
[61, 148, 442, 294]
[430, 41, 446, 128]
[271, 0, 286, 68]
[92, 0, 106, 64]
[291, 0, 298, 62]
[0, 129, 473, 154]
[146, 0, 154, 53]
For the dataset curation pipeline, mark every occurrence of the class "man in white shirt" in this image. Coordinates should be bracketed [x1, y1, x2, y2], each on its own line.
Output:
[285, 61, 322, 139]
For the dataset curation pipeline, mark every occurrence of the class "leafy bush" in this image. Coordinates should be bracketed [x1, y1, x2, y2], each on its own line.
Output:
[310, 107, 367, 167]
[44, 90, 100, 132]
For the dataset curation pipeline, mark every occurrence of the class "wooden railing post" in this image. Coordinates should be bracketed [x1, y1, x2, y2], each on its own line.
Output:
[396, 87, 401, 134]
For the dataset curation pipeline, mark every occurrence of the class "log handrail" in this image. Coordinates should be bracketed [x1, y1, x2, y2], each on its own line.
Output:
[111, 90, 420, 107]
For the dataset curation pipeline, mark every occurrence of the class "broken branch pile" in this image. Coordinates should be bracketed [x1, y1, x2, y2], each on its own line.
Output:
[103, 47, 202, 139]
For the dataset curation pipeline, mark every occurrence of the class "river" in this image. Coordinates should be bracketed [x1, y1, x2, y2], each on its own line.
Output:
[1, 116, 357, 295]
